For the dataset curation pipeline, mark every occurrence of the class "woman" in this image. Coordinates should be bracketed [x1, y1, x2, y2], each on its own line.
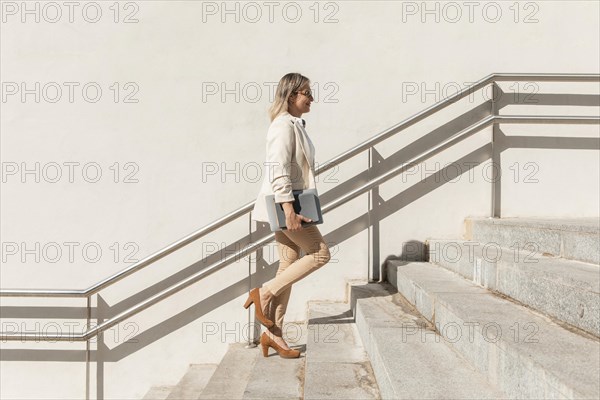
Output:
[244, 72, 331, 358]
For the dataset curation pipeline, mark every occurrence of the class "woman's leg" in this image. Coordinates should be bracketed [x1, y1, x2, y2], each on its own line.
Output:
[267, 231, 300, 338]
[263, 225, 331, 299]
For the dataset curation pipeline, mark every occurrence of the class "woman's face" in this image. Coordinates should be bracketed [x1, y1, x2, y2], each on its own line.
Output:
[288, 82, 313, 116]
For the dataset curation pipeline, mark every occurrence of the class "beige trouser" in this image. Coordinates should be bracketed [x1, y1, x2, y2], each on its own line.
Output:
[263, 224, 331, 337]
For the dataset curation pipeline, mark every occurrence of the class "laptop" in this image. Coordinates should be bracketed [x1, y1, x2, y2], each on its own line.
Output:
[264, 188, 323, 232]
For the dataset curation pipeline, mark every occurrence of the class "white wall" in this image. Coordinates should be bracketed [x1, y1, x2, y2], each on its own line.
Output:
[1, 1, 598, 398]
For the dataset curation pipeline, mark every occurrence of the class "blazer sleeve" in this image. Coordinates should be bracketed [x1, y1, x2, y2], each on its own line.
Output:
[266, 122, 295, 203]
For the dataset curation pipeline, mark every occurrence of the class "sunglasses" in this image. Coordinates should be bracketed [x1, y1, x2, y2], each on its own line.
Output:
[294, 89, 314, 98]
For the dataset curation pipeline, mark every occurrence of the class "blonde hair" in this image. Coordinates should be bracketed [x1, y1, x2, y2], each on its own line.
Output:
[268, 73, 310, 122]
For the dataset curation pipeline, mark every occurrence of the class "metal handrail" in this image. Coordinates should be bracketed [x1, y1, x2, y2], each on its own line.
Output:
[1, 72, 597, 298]
[315, 73, 599, 173]
[2, 114, 599, 341]
[1, 73, 599, 342]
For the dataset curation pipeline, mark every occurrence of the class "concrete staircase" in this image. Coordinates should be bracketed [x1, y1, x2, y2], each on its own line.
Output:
[143, 364, 218, 400]
[142, 290, 382, 400]
[350, 282, 506, 399]
[388, 217, 600, 399]
[142, 217, 599, 400]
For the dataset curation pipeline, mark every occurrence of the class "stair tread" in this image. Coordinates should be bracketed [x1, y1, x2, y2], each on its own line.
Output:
[352, 282, 507, 399]
[466, 217, 600, 264]
[468, 216, 600, 233]
[198, 343, 258, 400]
[304, 302, 380, 400]
[429, 238, 600, 281]
[242, 322, 307, 400]
[142, 385, 173, 400]
[166, 363, 218, 400]
[388, 260, 600, 398]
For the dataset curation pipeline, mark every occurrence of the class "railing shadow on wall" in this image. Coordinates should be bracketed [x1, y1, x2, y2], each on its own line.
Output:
[1, 74, 599, 398]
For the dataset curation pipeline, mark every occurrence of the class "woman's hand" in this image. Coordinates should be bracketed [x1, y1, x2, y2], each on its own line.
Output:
[281, 201, 312, 232]
[285, 210, 312, 232]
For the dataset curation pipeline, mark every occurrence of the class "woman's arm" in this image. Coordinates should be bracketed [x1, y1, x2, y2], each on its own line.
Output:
[266, 122, 295, 203]
[265, 121, 312, 231]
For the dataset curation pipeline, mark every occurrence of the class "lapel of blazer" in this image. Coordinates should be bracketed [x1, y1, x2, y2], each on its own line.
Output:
[291, 118, 315, 171]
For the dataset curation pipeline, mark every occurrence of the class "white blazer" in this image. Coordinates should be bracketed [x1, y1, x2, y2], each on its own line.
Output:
[251, 111, 317, 223]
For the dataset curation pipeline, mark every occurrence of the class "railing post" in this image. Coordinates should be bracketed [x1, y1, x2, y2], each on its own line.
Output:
[490, 81, 501, 218]
[367, 146, 380, 282]
[85, 295, 91, 400]
[246, 212, 258, 348]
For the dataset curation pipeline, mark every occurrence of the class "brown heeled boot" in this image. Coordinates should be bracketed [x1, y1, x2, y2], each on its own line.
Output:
[243, 287, 274, 328]
[260, 332, 300, 359]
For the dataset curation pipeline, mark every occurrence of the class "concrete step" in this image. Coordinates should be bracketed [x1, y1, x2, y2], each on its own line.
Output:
[195, 326, 307, 400]
[428, 239, 600, 337]
[465, 217, 600, 264]
[197, 342, 259, 400]
[166, 363, 218, 400]
[387, 260, 600, 399]
[242, 322, 307, 399]
[349, 282, 507, 400]
[304, 301, 380, 400]
[142, 385, 173, 400]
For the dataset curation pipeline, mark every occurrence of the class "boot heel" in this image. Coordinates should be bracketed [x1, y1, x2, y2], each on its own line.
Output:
[242, 287, 274, 328]
[260, 331, 270, 357]
[243, 296, 253, 309]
